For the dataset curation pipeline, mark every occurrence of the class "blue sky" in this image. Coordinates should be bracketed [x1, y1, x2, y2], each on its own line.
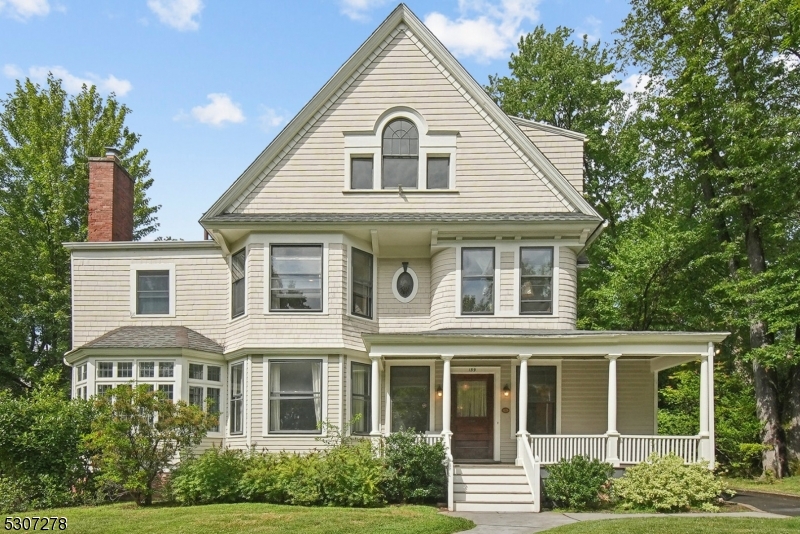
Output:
[0, 0, 635, 240]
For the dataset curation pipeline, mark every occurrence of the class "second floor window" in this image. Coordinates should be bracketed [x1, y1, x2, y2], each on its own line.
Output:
[231, 249, 246, 318]
[270, 245, 323, 312]
[461, 248, 494, 315]
[351, 248, 373, 319]
[520, 247, 554, 314]
[382, 118, 418, 189]
[136, 270, 169, 314]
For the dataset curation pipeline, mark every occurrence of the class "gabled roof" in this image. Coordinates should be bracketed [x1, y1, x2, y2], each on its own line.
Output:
[200, 3, 599, 224]
[81, 326, 223, 353]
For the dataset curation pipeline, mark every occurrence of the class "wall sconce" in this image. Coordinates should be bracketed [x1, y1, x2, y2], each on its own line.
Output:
[503, 384, 510, 397]
[436, 385, 443, 398]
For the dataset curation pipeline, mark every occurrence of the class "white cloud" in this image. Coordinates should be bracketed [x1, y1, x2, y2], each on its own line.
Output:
[7, 65, 133, 95]
[338, 0, 388, 21]
[190, 93, 245, 126]
[620, 73, 651, 95]
[258, 106, 287, 131]
[424, 0, 540, 63]
[577, 15, 602, 43]
[147, 0, 203, 31]
[0, 0, 50, 20]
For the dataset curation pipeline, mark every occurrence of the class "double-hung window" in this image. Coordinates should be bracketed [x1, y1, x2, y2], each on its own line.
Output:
[270, 245, 323, 311]
[231, 249, 246, 318]
[520, 247, 554, 314]
[461, 248, 495, 315]
[189, 362, 222, 433]
[351, 248, 373, 319]
[136, 270, 169, 314]
[516, 366, 557, 434]
[229, 363, 244, 435]
[351, 362, 371, 434]
[269, 360, 323, 433]
[390, 366, 430, 432]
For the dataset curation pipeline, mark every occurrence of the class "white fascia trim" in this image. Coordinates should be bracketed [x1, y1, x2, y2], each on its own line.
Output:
[129, 263, 176, 318]
[203, 5, 598, 220]
[510, 359, 562, 438]
[383, 359, 436, 435]
[262, 355, 329, 438]
[509, 116, 587, 141]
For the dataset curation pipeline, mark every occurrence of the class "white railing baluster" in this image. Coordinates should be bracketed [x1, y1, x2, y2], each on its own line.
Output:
[526, 435, 702, 465]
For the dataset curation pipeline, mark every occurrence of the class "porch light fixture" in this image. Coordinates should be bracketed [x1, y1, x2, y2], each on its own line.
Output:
[503, 384, 510, 397]
[436, 385, 443, 398]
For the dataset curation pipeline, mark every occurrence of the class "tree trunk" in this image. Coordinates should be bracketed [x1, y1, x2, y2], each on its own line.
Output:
[786, 327, 800, 473]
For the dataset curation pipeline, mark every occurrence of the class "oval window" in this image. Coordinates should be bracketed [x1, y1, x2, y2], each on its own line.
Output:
[392, 263, 418, 303]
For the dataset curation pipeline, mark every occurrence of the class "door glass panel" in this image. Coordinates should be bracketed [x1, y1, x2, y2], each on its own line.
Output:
[455, 380, 487, 417]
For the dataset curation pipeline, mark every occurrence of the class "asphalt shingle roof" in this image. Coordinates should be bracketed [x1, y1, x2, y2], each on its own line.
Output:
[83, 326, 223, 353]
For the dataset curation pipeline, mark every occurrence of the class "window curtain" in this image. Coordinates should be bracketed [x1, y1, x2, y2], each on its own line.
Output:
[270, 364, 281, 431]
[456, 380, 487, 417]
[312, 362, 322, 426]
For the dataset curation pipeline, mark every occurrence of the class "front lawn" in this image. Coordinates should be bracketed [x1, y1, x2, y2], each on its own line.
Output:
[546, 517, 800, 533]
[9, 503, 473, 534]
[724, 475, 800, 497]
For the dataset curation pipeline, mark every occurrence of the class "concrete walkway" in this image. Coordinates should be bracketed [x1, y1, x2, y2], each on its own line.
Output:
[445, 510, 788, 534]
[729, 491, 800, 516]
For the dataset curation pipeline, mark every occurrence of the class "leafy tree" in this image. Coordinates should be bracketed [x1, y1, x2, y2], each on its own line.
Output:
[618, 0, 800, 476]
[85, 384, 215, 505]
[0, 75, 160, 392]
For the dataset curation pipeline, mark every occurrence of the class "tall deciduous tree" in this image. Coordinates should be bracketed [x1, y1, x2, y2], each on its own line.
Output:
[0, 75, 160, 393]
[618, 0, 800, 475]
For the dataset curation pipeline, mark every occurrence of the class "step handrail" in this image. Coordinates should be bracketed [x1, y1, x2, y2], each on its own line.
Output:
[517, 433, 541, 512]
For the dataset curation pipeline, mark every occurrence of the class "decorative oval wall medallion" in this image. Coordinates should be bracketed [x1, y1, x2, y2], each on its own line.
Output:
[392, 262, 418, 303]
[502, 407, 510, 414]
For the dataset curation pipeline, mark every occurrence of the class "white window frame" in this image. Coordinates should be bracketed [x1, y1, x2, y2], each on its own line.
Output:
[228, 360, 246, 436]
[230, 247, 248, 320]
[187, 360, 225, 437]
[90, 358, 179, 399]
[348, 246, 377, 321]
[391, 265, 419, 303]
[510, 359, 562, 438]
[264, 240, 328, 315]
[343, 107, 457, 192]
[263, 356, 329, 437]
[383, 360, 436, 435]
[455, 245, 500, 317]
[347, 358, 373, 435]
[129, 263, 176, 318]
[518, 246, 557, 316]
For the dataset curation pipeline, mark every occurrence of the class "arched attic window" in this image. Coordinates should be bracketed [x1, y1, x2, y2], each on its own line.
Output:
[382, 118, 419, 189]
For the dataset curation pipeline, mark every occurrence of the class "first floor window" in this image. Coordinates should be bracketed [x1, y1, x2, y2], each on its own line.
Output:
[159, 362, 174, 378]
[207, 365, 221, 382]
[270, 245, 323, 311]
[520, 247, 554, 314]
[207, 387, 221, 432]
[97, 384, 112, 396]
[516, 366, 557, 435]
[189, 363, 204, 380]
[231, 248, 246, 318]
[269, 360, 322, 433]
[117, 362, 133, 378]
[158, 384, 174, 401]
[77, 364, 87, 382]
[461, 248, 495, 314]
[139, 362, 155, 378]
[189, 386, 204, 407]
[136, 270, 169, 314]
[351, 248, 373, 319]
[230, 363, 244, 435]
[351, 362, 371, 434]
[97, 362, 113, 378]
[390, 366, 430, 432]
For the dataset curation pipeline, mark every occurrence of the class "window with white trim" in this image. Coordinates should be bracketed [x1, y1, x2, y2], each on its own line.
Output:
[136, 270, 169, 314]
[97, 362, 113, 378]
[139, 362, 155, 378]
[351, 362, 371, 435]
[189, 362, 223, 433]
[382, 118, 419, 189]
[229, 362, 244, 435]
[231, 248, 246, 318]
[520, 247, 554, 314]
[351, 248, 373, 319]
[270, 245, 323, 312]
[516, 365, 557, 434]
[390, 366, 430, 432]
[268, 359, 323, 433]
[350, 157, 374, 189]
[157, 384, 174, 402]
[461, 248, 495, 315]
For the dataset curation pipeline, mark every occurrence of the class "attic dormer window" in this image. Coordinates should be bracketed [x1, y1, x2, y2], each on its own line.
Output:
[382, 118, 418, 189]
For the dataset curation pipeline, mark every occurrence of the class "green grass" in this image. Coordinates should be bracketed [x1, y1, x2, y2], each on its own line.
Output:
[546, 517, 800, 533]
[6, 503, 474, 534]
[724, 475, 800, 497]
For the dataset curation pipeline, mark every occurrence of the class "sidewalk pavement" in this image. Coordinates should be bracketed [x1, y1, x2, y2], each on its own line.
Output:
[444, 510, 788, 534]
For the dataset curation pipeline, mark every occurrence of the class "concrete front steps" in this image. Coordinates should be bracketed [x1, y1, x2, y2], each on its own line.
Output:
[452, 464, 536, 512]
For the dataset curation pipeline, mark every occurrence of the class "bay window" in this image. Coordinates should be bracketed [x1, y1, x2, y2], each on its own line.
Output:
[461, 248, 495, 315]
[351, 248, 373, 319]
[520, 247, 554, 314]
[269, 360, 323, 433]
[231, 248, 246, 318]
[270, 245, 323, 311]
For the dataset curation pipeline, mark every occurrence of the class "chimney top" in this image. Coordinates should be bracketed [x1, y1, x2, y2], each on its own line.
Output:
[105, 147, 122, 159]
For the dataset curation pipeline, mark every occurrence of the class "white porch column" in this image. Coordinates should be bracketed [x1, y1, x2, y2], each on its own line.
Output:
[369, 354, 382, 439]
[707, 342, 716, 469]
[516, 354, 531, 465]
[441, 355, 453, 439]
[605, 354, 620, 467]
[698, 348, 711, 465]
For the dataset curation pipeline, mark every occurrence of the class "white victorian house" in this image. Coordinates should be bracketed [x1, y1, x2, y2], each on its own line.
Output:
[65, 4, 726, 512]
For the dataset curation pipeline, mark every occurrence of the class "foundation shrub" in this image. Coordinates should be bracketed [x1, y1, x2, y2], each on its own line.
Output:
[543, 455, 614, 510]
[319, 439, 388, 507]
[169, 447, 248, 505]
[613, 453, 725, 512]
[382, 430, 447, 504]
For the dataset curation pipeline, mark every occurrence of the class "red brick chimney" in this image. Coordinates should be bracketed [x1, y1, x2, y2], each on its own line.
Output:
[88, 148, 134, 242]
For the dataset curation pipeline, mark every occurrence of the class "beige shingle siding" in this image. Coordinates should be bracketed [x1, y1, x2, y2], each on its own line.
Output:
[377, 258, 431, 332]
[430, 248, 457, 329]
[235, 31, 574, 215]
[516, 124, 584, 194]
[499, 251, 515, 312]
[250, 356, 264, 437]
[558, 247, 578, 326]
[71, 249, 228, 349]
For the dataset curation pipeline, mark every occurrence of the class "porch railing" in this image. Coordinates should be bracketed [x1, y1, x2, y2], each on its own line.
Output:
[529, 435, 608, 465]
[619, 435, 701, 464]
[413, 434, 444, 446]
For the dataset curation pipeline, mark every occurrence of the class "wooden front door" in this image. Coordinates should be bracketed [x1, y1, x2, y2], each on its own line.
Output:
[451, 374, 493, 460]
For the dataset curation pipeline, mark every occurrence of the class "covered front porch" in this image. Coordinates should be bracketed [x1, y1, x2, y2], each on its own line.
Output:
[362, 329, 727, 511]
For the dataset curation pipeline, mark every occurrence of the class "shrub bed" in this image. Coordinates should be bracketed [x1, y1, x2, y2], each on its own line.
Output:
[613, 453, 725, 512]
[543, 456, 614, 510]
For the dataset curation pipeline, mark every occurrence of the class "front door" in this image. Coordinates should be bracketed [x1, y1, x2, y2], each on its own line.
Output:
[451, 374, 493, 460]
